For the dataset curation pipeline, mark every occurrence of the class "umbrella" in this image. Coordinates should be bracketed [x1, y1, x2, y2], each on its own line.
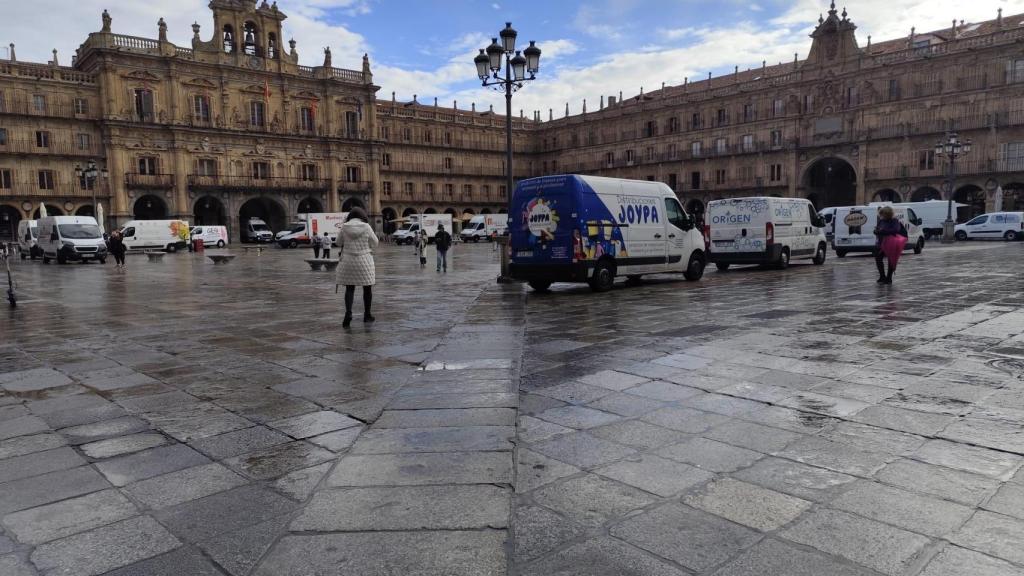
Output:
[96, 203, 105, 234]
[993, 186, 1004, 212]
[38, 203, 48, 219]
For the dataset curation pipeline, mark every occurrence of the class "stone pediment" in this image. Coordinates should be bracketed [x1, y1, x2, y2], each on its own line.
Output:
[182, 77, 218, 89]
[240, 84, 268, 95]
[294, 91, 320, 101]
[123, 70, 162, 82]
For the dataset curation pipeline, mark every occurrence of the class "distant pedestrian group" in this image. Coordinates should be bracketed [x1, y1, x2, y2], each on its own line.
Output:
[312, 232, 332, 259]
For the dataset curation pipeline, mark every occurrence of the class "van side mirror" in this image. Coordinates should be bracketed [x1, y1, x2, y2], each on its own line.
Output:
[912, 218, 923, 226]
[680, 215, 694, 231]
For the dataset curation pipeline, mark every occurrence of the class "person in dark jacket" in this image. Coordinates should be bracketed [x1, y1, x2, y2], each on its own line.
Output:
[874, 206, 906, 284]
[434, 224, 452, 272]
[108, 230, 127, 271]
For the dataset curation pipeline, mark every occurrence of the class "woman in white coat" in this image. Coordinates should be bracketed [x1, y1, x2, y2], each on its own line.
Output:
[335, 208, 379, 327]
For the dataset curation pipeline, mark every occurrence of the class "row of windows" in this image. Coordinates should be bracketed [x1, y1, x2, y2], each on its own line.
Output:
[0, 168, 96, 190]
[379, 125, 459, 145]
[0, 93, 90, 115]
[382, 182, 504, 197]
[132, 91, 360, 133]
[642, 164, 786, 191]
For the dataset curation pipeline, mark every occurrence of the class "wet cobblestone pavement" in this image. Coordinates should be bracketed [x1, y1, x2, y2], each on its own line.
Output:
[1, 241, 1024, 575]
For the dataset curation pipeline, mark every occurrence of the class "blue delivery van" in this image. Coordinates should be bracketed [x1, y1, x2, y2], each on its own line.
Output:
[509, 175, 707, 292]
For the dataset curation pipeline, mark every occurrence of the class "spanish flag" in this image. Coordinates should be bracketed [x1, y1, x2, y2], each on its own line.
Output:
[264, 79, 271, 102]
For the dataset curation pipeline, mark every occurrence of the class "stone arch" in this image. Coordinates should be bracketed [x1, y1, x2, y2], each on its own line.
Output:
[33, 204, 65, 218]
[75, 205, 95, 217]
[297, 197, 323, 215]
[443, 208, 458, 216]
[402, 207, 417, 218]
[133, 194, 169, 220]
[194, 196, 227, 227]
[1000, 183, 1024, 212]
[242, 21, 260, 56]
[498, 207, 508, 214]
[954, 185, 986, 222]
[0, 205, 21, 242]
[238, 196, 287, 242]
[424, 207, 438, 215]
[873, 189, 901, 203]
[381, 207, 398, 234]
[462, 208, 476, 216]
[481, 208, 493, 214]
[222, 24, 236, 53]
[341, 197, 366, 212]
[801, 156, 858, 209]
[911, 186, 942, 202]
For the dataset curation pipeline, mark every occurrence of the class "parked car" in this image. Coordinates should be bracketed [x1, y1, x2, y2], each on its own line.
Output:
[706, 197, 827, 270]
[954, 212, 1024, 241]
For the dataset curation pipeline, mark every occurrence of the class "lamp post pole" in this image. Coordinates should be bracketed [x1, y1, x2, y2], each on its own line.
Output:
[936, 133, 971, 243]
[475, 25, 540, 282]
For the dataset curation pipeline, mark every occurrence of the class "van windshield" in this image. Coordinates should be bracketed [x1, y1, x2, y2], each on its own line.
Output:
[29, 227, 39, 238]
[58, 224, 102, 239]
[288, 224, 304, 233]
[251, 223, 271, 232]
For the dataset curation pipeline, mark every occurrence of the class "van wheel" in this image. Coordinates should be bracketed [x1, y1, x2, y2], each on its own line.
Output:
[43, 256, 50, 264]
[99, 257, 107, 264]
[1004, 231, 1019, 241]
[776, 248, 790, 269]
[589, 260, 615, 292]
[289, 240, 298, 248]
[813, 243, 827, 265]
[684, 253, 705, 281]
[217, 240, 225, 248]
[20, 253, 26, 260]
[836, 249, 847, 258]
[715, 263, 730, 271]
[914, 237, 925, 254]
[528, 280, 552, 292]
[955, 230, 968, 241]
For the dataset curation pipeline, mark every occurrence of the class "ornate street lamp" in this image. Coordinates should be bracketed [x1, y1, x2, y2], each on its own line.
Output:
[935, 132, 971, 243]
[475, 24, 540, 282]
[75, 159, 109, 228]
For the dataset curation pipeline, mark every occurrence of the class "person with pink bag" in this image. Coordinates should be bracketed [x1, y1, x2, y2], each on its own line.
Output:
[874, 206, 907, 284]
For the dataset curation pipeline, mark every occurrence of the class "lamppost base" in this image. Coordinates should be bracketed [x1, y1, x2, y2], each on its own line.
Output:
[941, 220, 956, 244]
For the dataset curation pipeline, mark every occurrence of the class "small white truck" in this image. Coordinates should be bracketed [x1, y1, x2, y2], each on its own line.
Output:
[460, 214, 509, 242]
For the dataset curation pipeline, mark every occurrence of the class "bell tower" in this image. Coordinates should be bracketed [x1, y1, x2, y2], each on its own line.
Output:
[805, 2, 859, 69]
[199, 0, 290, 69]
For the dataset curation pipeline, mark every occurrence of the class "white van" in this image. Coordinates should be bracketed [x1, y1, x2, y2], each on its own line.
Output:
[706, 197, 827, 270]
[460, 214, 509, 242]
[394, 214, 454, 245]
[120, 220, 190, 252]
[190, 225, 229, 248]
[243, 218, 274, 243]
[818, 207, 838, 244]
[17, 220, 41, 260]
[37, 216, 107, 264]
[954, 212, 1024, 241]
[509, 175, 706, 292]
[833, 205, 925, 257]
[875, 201, 963, 239]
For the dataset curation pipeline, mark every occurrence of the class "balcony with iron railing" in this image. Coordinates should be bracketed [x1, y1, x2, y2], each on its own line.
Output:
[0, 179, 110, 199]
[338, 180, 373, 194]
[0, 100, 99, 120]
[125, 173, 175, 189]
[0, 139, 104, 157]
[187, 174, 331, 191]
[0, 61, 97, 84]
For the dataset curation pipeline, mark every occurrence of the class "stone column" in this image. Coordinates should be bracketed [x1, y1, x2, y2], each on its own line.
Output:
[856, 149, 868, 205]
[172, 143, 190, 220]
[108, 145, 129, 225]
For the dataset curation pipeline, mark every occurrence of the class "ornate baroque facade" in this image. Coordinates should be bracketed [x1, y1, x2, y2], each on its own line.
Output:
[1, 1, 1023, 241]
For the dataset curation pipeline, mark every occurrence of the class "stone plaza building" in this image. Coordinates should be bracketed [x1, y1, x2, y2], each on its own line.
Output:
[0, 0, 1022, 241]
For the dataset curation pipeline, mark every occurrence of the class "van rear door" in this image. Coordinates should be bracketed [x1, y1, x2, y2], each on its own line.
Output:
[708, 198, 770, 254]
[510, 176, 577, 265]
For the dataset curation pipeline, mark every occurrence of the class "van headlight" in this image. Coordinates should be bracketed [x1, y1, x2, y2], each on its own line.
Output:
[61, 241, 75, 249]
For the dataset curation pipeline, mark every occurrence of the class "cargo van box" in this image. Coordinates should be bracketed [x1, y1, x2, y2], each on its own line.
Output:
[509, 175, 706, 292]
[833, 205, 925, 256]
[706, 197, 827, 270]
[37, 216, 107, 264]
[120, 220, 190, 252]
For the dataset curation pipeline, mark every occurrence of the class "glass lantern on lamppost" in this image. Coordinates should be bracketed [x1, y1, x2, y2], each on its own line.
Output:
[75, 159, 109, 228]
[935, 133, 971, 243]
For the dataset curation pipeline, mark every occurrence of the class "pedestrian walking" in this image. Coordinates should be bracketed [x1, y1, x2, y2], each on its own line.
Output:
[108, 230, 127, 270]
[321, 232, 332, 259]
[312, 232, 322, 259]
[434, 224, 452, 272]
[335, 208, 379, 328]
[874, 206, 907, 284]
[415, 230, 427, 267]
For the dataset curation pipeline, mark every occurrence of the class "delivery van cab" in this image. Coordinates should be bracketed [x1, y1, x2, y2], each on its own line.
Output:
[37, 216, 107, 264]
[17, 219, 41, 259]
[119, 220, 190, 252]
[460, 214, 508, 242]
[705, 197, 827, 270]
[833, 205, 925, 256]
[190, 225, 229, 247]
[509, 175, 706, 292]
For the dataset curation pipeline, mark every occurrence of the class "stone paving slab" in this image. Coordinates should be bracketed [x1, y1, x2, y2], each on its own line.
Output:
[29, 516, 180, 576]
[2, 489, 137, 545]
[327, 451, 511, 486]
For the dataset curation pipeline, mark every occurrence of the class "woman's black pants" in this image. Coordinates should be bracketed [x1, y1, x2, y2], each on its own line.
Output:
[344, 286, 372, 317]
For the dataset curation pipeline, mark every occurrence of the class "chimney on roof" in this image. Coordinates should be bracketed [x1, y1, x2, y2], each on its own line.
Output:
[734, 65, 739, 79]
[762, 60, 766, 70]
[997, 8, 1003, 27]
[50, 49, 58, 67]
[391, 91, 395, 103]
[683, 77, 688, 93]
[8, 43, 14, 62]
[951, 19, 957, 38]
[520, 109, 524, 118]
[600, 95, 604, 109]
[908, 26, 915, 48]
[867, 35, 871, 49]
[565, 102, 569, 117]
[582, 99, 587, 113]
[434, 97, 438, 107]
[549, 109, 553, 121]
[489, 104, 494, 113]
[793, 53, 798, 68]
[618, 90, 622, 103]
[471, 102, 476, 111]
[453, 100, 457, 109]
[608, 95, 617, 106]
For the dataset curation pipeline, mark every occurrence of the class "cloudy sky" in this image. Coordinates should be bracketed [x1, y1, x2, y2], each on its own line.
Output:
[1, 0, 1020, 115]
